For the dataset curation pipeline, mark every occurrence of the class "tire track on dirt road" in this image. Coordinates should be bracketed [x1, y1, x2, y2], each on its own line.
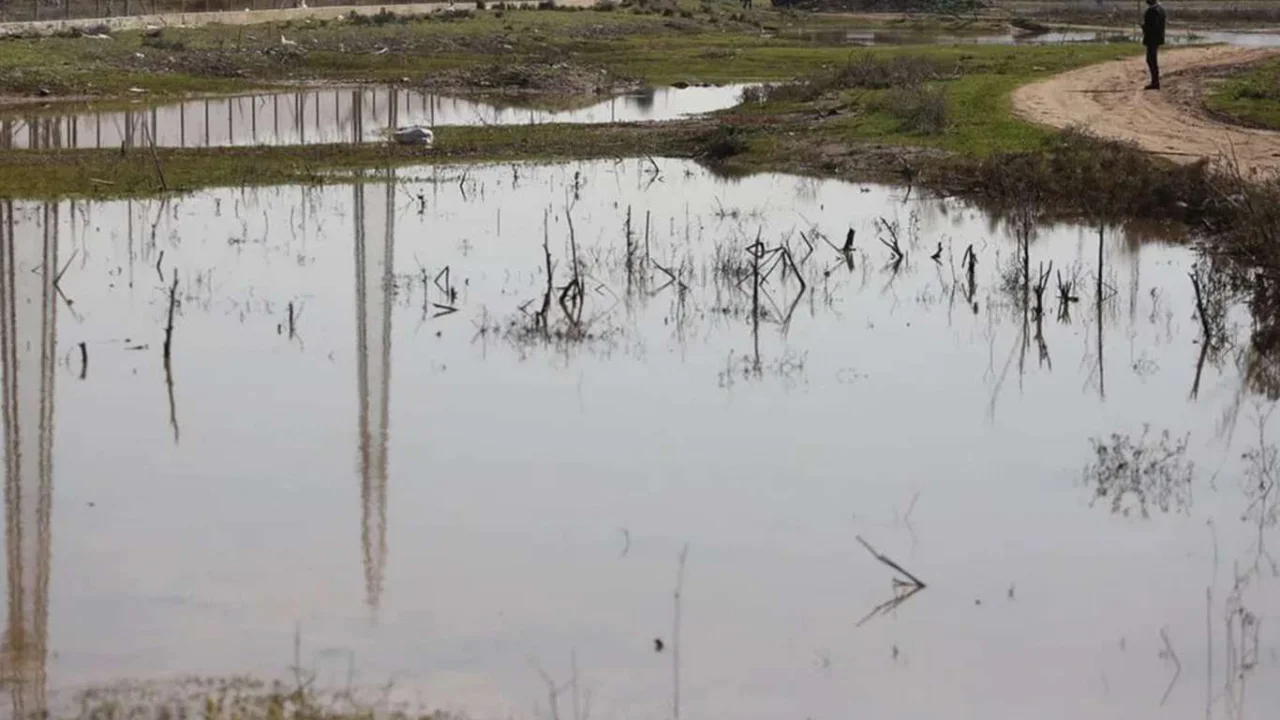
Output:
[1012, 46, 1280, 176]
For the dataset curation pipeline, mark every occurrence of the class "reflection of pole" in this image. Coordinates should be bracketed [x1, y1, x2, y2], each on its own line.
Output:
[0, 200, 57, 720]
[1097, 226, 1106, 400]
[352, 90, 364, 145]
[353, 171, 395, 614]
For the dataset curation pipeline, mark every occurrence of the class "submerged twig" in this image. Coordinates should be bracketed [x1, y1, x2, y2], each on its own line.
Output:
[162, 270, 178, 362]
[856, 535, 926, 588]
[855, 583, 925, 627]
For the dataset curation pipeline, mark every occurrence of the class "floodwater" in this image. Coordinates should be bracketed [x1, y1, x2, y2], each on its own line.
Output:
[780, 26, 1280, 48]
[0, 83, 748, 150]
[0, 159, 1278, 720]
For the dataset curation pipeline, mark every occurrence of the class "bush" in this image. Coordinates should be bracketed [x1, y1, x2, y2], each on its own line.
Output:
[874, 83, 948, 134]
[140, 28, 185, 51]
[594, 0, 617, 9]
[347, 8, 402, 25]
[749, 53, 947, 104]
[699, 125, 748, 161]
[538, 0, 556, 8]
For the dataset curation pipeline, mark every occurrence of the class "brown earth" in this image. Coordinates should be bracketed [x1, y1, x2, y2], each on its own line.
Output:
[1012, 45, 1280, 178]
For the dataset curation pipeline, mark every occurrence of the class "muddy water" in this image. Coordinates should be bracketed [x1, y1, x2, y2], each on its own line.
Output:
[1, 159, 1278, 720]
[0, 84, 748, 150]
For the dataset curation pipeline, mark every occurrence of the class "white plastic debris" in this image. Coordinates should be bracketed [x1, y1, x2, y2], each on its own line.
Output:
[392, 126, 434, 146]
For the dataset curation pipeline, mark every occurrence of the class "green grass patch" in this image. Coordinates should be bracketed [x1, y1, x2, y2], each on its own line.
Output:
[1204, 57, 1280, 130]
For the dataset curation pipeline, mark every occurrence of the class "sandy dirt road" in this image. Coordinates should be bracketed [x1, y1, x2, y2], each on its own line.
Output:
[1012, 46, 1280, 176]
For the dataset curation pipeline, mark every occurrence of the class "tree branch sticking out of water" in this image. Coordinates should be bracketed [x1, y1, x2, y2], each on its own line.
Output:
[854, 535, 927, 628]
[856, 535, 926, 589]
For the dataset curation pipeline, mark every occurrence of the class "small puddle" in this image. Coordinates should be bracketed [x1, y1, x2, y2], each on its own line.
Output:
[0, 83, 750, 150]
[1, 159, 1278, 719]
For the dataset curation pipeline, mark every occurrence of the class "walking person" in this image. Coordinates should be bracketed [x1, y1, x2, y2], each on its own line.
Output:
[1143, 0, 1166, 89]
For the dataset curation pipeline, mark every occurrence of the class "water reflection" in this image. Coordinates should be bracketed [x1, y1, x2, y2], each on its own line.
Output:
[0, 201, 55, 719]
[0, 84, 749, 151]
[353, 173, 395, 614]
[778, 26, 1280, 48]
[0, 161, 1276, 720]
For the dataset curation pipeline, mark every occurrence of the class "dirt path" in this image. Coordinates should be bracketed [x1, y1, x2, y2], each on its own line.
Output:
[0, 0, 595, 37]
[1012, 45, 1280, 176]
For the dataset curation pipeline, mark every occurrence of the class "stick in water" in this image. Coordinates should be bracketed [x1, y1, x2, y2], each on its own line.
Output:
[856, 535, 926, 588]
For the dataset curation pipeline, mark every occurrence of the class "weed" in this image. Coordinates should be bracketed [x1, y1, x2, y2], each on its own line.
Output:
[698, 124, 748, 161]
[873, 83, 947, 134]
[748, 53, 947, 104]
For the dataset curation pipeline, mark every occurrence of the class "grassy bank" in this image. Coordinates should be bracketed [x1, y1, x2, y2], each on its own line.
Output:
[1203, 57, 1280, 130]
[0, 12, 1143, 198]
[0, 3, 1133, 100]
[0, 121, 716, 197]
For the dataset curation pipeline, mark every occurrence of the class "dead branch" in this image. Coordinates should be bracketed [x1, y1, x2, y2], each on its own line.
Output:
[162, 269, 178, 362]
[856, 535, 926, 588]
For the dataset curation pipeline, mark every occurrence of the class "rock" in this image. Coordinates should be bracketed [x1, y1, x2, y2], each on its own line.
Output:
[392, 125, 434, 146]
[672, 81, 690, 89]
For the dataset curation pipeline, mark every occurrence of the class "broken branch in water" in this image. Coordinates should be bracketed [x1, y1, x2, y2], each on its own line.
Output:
[877, 218, 904, 262]
[855, 583, 925, 628]
[1189, 268, 1213, 346]
[856, 535, 926, 589]
[162, 270, 178, 362]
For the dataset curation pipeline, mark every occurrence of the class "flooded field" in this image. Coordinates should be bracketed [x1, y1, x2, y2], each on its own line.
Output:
[0, 84, 747, 150]
[1, 159, 1278, 720]
[779, 26, 1280, 48]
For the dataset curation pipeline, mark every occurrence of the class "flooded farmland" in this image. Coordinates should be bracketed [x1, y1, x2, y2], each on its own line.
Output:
[0, 158, 1277, 720]
[0, 84, 749, 150]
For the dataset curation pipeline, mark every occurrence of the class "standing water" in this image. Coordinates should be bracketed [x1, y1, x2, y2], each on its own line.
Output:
[0, 159, 1276, 720]
[0, 84, 750, 150]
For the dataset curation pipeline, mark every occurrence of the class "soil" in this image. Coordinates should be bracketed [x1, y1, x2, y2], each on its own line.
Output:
[420, 61, 637, 96]
[1012, 46, 1280, 177]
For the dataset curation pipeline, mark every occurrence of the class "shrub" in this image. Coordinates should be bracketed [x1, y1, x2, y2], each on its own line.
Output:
[699, 125, 748, 161]
[748, 53, 947, 104]
[874, 83, 948, 134]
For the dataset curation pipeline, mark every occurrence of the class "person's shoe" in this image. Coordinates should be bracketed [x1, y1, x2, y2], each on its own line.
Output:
[1144, 83, 1161, 90]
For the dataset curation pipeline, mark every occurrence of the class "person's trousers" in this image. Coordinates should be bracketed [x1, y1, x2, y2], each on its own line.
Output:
[1146, 44, 1160, 87]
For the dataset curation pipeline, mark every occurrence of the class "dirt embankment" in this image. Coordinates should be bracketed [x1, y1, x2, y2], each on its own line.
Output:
[1012, 46, 1280, 177]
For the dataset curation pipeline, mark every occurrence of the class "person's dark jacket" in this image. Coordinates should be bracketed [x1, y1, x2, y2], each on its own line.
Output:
[1143, 4, 1166, 47]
